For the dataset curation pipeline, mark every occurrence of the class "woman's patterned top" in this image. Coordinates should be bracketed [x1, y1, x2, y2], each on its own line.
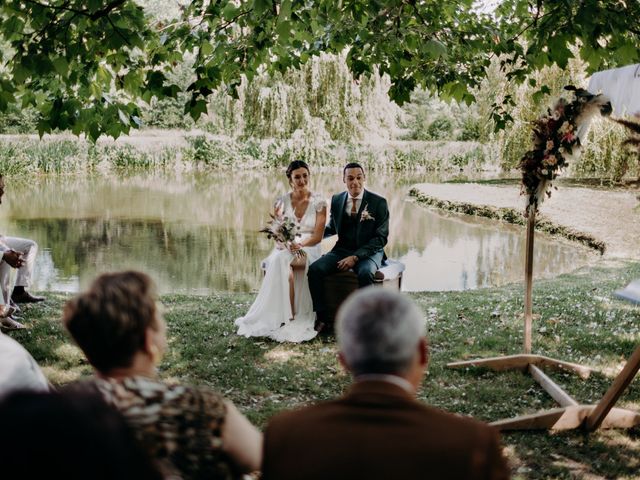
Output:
[86, 376, 235, 480]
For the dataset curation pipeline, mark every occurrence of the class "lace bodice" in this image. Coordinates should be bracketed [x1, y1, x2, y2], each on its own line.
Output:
[277, 192, 326, 235]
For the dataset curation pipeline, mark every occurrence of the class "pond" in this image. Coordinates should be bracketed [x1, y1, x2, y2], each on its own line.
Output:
[0, 170, 596, 295]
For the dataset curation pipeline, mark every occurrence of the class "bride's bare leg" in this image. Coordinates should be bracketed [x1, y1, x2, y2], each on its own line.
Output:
[288, 267, 295, 318]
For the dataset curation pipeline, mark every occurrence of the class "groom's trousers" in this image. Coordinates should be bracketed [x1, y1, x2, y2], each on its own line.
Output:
[308, 248, 378, 315]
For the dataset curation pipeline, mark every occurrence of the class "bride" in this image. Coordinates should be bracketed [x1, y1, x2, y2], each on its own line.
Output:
[235, 160, 326, 342]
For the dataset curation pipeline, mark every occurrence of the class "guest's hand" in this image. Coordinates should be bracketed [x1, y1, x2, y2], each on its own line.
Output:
[3, 250, 24, 269]
[337, 255, 357, 271]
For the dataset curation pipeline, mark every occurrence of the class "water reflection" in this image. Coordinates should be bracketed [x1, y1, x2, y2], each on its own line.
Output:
[0, 171, 595, 294]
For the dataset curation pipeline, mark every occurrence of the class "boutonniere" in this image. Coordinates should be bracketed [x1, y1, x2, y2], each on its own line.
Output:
[360, 204, 375, 222]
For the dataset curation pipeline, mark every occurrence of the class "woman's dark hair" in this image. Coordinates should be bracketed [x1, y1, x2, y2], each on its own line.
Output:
[286, 160, 310, 180]
[0, 390, 162, 480]
[63, 271, 158, 373]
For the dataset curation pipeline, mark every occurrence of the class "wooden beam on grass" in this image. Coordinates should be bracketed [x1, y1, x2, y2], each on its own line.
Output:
[529, 364, 578, 407]
[447, 354, 591, 379]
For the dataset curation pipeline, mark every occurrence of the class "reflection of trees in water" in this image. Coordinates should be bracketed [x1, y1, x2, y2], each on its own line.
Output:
[14, 218, 271, 293]
[385, 206, 592, 290]
[1, 171, 594, 293]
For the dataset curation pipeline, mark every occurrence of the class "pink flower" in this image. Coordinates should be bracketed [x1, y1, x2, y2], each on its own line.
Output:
[545, 140, 555, 151]
[543, 155, 557, 167]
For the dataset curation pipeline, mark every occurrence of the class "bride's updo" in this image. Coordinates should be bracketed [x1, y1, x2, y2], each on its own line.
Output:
[286, 160, 310, 184]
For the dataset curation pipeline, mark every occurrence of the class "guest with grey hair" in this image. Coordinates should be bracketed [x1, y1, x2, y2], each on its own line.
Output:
[263, 287, 510, 480]
[337, 287, 426, 380]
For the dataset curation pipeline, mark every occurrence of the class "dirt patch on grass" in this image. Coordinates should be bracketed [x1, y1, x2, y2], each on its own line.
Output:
[411, 183, 640, 258]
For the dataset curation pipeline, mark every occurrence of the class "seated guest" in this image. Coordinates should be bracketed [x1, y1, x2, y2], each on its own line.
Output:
[0, 175, 44, 330]
[63, 270, 262, 480]
[263, 288, 510, 480]
[0, 390, 162, 480]
[0, 332, 49, 397]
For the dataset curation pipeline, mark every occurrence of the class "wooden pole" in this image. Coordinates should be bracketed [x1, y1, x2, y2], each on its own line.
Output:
[585, 345, 640, 431]
[524, 211, 535, 354]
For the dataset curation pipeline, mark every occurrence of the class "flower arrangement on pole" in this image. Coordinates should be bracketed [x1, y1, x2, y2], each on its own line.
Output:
[520, 86, 612, 216]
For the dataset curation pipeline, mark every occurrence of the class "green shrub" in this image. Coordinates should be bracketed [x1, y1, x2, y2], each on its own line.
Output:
[142, 97, 194, 130]
[426, 117, 454, 140]
[107, 145, 153, 169]
[457, 117, 482, 141]
[183, 136, 236, 167]
[0, 143, 33, 175]
[576, 118, 638, 182]
[0, 106, 40, 134]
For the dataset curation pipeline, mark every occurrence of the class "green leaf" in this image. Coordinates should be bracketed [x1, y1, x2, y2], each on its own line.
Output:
[200, 41, 213, 57]
[222, 2, 240, 20]
[188, 99, 208, 121]
[12, 64, 30, 84]
[280, 0, 292, 19]
[276, 20, 290, 40]
[96, 66, 112, 86]
[253, 0, 272, 17]
[615, 42, 638, 65]
[547, 35, 571, 68]
[52, 57, 69, 76]
[424, 39, 447, 59]
[532, 89, 546, 104]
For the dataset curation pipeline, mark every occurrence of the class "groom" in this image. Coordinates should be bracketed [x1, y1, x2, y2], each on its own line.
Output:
[308, 162, 389, 332]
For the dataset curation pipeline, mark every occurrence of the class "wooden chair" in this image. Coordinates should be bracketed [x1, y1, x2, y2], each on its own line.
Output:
[323, 259, 405, 324]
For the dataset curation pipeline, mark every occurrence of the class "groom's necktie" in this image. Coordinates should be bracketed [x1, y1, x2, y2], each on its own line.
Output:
[350, 197, 358, 216]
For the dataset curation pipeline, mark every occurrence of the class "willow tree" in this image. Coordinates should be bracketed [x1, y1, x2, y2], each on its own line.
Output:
[0, 0, 638, 140]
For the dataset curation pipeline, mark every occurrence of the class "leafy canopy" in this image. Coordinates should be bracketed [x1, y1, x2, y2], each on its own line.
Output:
[0, 0, 638, 140]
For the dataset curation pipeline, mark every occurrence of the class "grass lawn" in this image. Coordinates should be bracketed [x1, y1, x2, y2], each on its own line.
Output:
[11, 258, 640, 479]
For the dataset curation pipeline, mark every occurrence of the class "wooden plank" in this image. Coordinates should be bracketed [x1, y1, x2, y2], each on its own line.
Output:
[585, 344, 640, 431]
[447, 354, 538, 371]
[537, 356, 592, 379]
[447, 354, 591, 378]
[491, 405, 640, 432]
[490, 406, 587, 431]
[529, 364, 578, 407]
[598, 407, 640, 429]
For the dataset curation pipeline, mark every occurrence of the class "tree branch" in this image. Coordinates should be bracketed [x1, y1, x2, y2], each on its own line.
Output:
[22, 0, 126, 21]
[106, 15, 132, 47]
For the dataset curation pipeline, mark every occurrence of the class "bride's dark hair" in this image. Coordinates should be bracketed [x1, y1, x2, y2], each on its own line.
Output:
[286, 160, 310, 180]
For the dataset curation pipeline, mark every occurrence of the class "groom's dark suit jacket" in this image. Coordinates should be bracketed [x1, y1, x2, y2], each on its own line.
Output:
[325, 189, 389, 267]
[262, 380, 510, 480]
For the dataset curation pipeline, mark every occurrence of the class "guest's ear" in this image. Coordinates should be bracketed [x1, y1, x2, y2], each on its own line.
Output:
[418, 337, 429, 369]
[143, 327, 156, 356]
[337, 352, 350, 372]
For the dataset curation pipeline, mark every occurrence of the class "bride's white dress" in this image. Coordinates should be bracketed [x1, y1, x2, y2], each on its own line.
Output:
[235, 192, 326, 342]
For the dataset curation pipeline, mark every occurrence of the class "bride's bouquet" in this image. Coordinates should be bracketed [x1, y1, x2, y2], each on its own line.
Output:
[260, 211, 306, 260]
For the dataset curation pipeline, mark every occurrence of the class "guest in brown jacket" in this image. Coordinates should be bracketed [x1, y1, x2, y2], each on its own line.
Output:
[262, 288, 510, 480]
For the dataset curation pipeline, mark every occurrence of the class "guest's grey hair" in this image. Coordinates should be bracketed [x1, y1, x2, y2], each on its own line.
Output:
[336, 287, 426, 376]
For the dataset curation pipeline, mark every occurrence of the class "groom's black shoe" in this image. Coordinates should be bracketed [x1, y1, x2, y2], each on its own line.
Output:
[314, 312, 328, 334]
[314, 312, 335, 336]
[11, 288, 45, 303]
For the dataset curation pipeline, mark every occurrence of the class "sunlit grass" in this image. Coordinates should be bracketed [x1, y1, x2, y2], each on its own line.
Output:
[8, 259, 640, 479]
